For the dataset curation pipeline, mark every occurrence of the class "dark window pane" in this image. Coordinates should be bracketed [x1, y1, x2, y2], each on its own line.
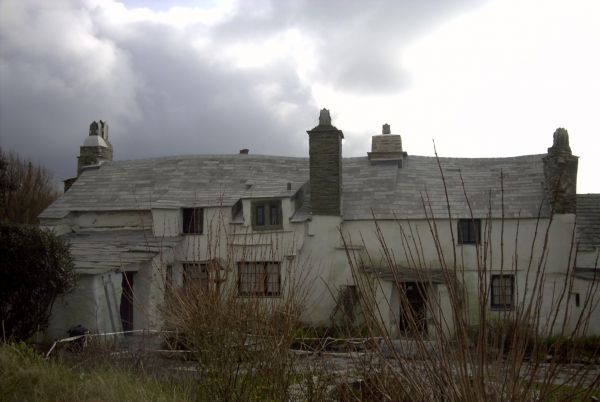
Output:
[238, 262, 281, 297]
[491, 274, 513, 309]
[269, 204, 279, 225]
[256, 205, 265, 226]
[183, 263, 209, 291]
[183, 208, 203, 234]
[458, 219, 480, 244]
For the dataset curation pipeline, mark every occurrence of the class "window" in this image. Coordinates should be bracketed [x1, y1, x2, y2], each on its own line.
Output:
[573, 292, 580, 308]
[252, 200, 282, 230]
[457, 219, 480, 244]
[491, 274, 514, 310]
[165, 264, 173, 293]
[238, 262, 281, 296]
[182, 262, 221, 292]
[182, 208, 203, 234]
[182, 263, 209, 291]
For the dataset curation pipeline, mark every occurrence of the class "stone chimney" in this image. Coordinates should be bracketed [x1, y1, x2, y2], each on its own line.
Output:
[368, 124, 405, 166]
[543, 128, 578, 214]
[77, 120, 113, 175]
[307, 108, 344, 216]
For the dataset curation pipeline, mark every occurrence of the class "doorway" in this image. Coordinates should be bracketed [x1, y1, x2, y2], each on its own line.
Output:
[120, 272, 136, 333]
[398, 282, 427, 335]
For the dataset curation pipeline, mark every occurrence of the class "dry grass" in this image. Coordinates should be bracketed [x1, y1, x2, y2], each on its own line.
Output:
[0, 342, 194, 402]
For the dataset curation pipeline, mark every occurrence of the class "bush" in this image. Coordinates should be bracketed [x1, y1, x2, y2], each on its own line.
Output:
[0, 148, 60, 225]
[0, 222, 75, 341]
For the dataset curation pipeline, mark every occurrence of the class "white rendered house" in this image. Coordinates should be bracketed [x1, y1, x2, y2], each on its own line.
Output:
[40, 110, 600, 340]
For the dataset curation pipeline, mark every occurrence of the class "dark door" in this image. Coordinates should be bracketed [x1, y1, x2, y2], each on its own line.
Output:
[120, 272, 135, 333]
[398, 282, 427, 335]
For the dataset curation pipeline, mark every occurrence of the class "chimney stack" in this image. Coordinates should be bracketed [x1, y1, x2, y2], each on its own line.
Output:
[64, 120, 113, 192]
[77, 120, 113, 175]
[543, 128, 578, 214]
[368, 124, 405, 166]
[307, 109, 344, 216]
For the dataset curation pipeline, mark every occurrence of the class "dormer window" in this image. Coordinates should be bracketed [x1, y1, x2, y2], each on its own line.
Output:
[252, 200, 282, 230]
[182, 208, 203, 234]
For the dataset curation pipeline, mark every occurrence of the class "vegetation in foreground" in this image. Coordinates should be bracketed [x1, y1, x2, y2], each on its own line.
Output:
[0, 343, 194, 402]
[0, 222, 75, 341]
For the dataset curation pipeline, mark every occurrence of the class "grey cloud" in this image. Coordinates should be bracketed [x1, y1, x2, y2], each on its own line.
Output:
[0, 0, 317, 182]
[0, 0, 485, 184]
[213, 0, 486, 92]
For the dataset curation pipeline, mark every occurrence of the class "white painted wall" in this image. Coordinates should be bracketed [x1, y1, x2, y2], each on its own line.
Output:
[46, 272, 122, 340]
[44, 198, 599, 340]
[340, 214, 599, 337]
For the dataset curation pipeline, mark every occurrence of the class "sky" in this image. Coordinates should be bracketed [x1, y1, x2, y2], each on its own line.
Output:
[1, 0, 599, 193]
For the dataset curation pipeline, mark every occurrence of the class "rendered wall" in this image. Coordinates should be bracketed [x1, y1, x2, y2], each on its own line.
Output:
[46, 272, 122, 341]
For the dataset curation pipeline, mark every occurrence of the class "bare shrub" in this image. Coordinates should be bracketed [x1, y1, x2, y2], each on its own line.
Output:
[163, 281, 303, 400]
[160, 215, 317, 400]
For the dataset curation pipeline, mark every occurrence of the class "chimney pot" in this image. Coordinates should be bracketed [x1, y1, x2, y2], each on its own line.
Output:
[318, 109, 332, 126]
[382, 124, 391, 135]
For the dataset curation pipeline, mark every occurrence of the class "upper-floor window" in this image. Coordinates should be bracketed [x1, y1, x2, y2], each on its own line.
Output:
[457, 219, 480, 244]
[182, 208, 203, 234]
[238, 261, 281, 297]
[491, 274, 514, 310]
[252, 200, 282, 230]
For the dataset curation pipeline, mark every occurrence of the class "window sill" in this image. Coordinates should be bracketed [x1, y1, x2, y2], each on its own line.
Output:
[251, 225, 284, 231]
[490, 306, 513, 311]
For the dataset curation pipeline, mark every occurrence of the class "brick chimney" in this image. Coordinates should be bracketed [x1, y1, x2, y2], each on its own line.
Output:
[543, 128, 578, 214]
[368, 124, 405, 166]
[307, 109, 344, 216]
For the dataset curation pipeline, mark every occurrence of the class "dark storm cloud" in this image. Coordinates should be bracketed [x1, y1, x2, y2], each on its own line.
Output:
[0, 0, 483, 182]
[0, 0, 317, 181]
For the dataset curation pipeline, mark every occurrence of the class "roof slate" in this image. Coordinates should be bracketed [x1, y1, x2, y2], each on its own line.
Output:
[41, 153, 551, 220]
[576, 194, 600, 252]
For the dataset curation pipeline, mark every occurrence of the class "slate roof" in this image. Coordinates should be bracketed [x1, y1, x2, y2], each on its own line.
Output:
[345, 154, 550, 220]
[64, 230, 180, 273]
[41, 153, 550, 221]
[41, 155, 310, 219]
[576, 194, 600, 252]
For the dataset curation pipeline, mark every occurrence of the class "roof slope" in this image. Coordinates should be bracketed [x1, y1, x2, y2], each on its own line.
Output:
[577, 194, 600, 252]
[41, 155, 310, 218]
[344, 154, 549, 219]
[41, 153, 550, 220]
